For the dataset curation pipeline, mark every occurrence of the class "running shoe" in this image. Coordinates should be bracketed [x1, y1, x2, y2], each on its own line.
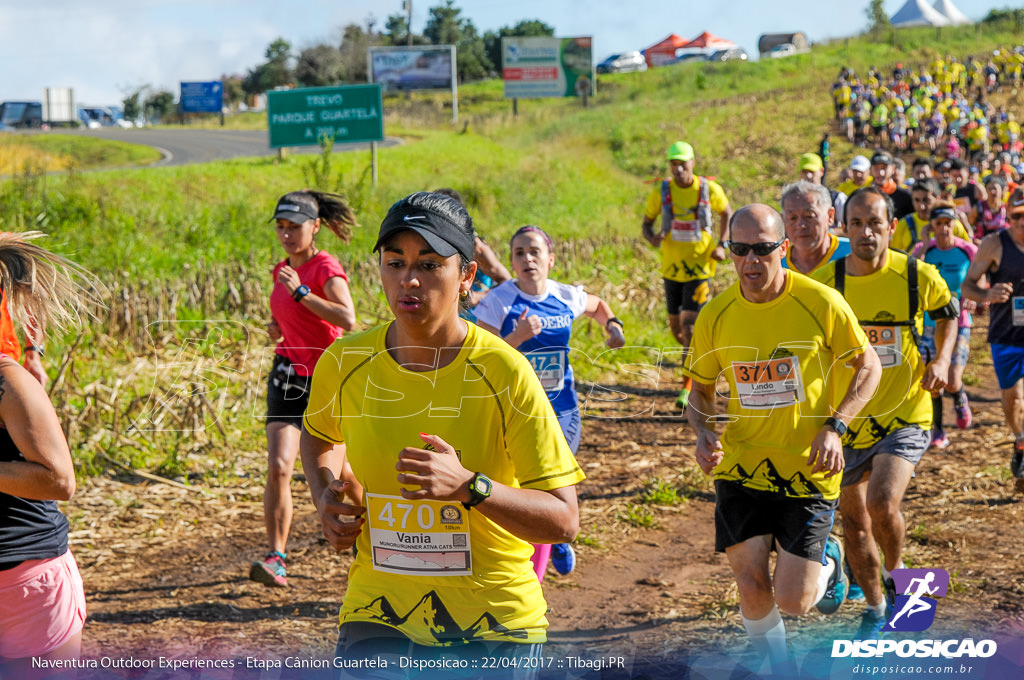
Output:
[845, 559, 865, 602]
[249, 551, 288, 587]
[551, 543, 576, 575]
[676, 387, 690, 409]
[1012, 440, 1024, 493]
[816, 535, 849, 615]
[953, 394, 972, 429]
[929, 429, 950, 450]
[882, 574, 897, 618]
[856, 610, 887, 639]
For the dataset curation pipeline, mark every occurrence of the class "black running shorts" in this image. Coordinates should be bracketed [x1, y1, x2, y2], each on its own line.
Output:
[664, 278, 711, 315]
[714, 479, 836, 562]
[265, 355, 312, 428]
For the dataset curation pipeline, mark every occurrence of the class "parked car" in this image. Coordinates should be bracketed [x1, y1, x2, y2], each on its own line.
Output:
[596, 51, 648, 74]
[79, 106, 132, 128]
[707, 47, 749, 62]
[669, 49, 710, 65]
[0, 101, 43, 128]
[768, 43, 798, 59]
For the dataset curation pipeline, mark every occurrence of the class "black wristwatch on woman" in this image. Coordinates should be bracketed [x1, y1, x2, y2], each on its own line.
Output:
[463, 472, 493, 509]
[292, 284, 311, 302]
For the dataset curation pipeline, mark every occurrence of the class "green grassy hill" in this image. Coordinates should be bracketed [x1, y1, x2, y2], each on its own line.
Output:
[2, 19, 1022, 475]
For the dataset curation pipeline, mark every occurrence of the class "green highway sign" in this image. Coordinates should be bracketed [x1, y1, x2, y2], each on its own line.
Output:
[267, 85, 383, 148]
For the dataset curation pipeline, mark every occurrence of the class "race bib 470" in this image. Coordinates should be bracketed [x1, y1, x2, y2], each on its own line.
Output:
[366, 494, 472, 576]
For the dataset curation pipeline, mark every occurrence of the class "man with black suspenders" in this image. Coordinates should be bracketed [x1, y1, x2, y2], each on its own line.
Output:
[812, 186, 958, 639]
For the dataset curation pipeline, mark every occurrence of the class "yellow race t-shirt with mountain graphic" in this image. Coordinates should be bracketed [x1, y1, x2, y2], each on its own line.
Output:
[812, 250, 952, 449]
[304, 321, 585, 646]
[644, 177, 729, 282]
[682, 271, 870, 500]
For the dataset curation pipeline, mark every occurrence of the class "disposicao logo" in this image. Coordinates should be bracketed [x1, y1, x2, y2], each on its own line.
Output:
[885, 567, 948, 632]
[831, 568, 998, 659]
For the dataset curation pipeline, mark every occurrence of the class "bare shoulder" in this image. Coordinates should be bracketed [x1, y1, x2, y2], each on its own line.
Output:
[0, 355, 44, 407]
[975, 231, 1003, 267]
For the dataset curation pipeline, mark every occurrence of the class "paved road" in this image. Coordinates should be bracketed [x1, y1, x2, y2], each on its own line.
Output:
[21, 128, 400, 167]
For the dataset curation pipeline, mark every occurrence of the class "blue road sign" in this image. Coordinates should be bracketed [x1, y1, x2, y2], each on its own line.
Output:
[181, 81, 223, 114]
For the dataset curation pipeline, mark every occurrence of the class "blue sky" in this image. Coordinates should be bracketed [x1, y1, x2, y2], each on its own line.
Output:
[0, 0, 1008, 106]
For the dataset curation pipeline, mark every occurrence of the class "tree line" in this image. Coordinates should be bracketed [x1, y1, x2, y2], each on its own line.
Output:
[122, 0, 554, 120]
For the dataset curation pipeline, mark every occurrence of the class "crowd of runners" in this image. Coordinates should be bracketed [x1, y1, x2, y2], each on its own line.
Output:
[4, 44, 1024, 680]
[831, 50, 1023, 160]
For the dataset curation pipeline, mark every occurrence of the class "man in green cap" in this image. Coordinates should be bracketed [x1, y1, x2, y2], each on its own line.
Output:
[797, 152, 846, 233]
[641, 141, 732, 409]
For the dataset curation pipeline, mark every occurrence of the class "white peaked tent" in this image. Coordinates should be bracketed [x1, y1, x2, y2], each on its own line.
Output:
[933, 0, 972, 25]
[890, 0, 950, 27]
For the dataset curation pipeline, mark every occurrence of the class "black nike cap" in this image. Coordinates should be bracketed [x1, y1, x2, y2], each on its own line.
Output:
[374, 192, 476, 261]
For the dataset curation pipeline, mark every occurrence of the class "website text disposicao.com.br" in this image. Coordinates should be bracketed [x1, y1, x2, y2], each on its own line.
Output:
[847, 662, 983, 676]
[833, 638, 997, 677]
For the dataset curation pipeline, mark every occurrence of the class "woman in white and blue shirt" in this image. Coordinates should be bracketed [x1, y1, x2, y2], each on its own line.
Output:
[475, 225, 625, 579]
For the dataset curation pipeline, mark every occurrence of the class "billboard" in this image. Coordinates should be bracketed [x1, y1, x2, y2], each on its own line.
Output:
[368, 46, 456, 92]
[502, 36, 594, 99]
[180, 81, 223, 114]
[266, 85, 383, 148]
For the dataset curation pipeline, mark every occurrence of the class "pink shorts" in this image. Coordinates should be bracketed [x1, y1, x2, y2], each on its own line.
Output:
[0, 550, 86, 659]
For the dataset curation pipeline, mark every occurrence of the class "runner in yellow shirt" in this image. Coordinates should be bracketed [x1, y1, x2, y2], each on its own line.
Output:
[893, 178, 972, 252]
[684, 204, 880, 673]
[837, 155, 874, 197]
[641, 141, 732, 408]
[301, 192, 584, 674]
[812, 186, 957, 639]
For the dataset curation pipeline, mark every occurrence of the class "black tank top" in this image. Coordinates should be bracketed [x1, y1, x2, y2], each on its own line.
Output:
[0, 425, 69, 563]
[988, 230, 1024, 347]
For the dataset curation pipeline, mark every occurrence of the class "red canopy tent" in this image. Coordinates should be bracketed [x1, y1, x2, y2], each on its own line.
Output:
[643, 34, 690, 67]
[685, 31, 736, 49]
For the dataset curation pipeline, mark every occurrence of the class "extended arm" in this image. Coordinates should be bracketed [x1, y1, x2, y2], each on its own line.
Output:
[0, 359, 75, 501]
[810, 346, 881, 476]
[961, 235, 1003, 302]
[277, 269, 358, 331]
[396, 433, 578, 544]
[299, 429, 364, 551]
[686, 379, 724, 474]
[641, 216, 663, 247]
[584, 294, 625, 348]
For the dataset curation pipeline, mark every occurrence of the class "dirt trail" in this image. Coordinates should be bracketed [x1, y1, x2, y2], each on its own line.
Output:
[67, 327, 1024, 676]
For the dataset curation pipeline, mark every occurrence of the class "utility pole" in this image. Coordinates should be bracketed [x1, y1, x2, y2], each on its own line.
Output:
[405, 0, 413, 46]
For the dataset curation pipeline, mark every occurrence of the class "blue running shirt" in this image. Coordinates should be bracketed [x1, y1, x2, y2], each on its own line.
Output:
[473, 279, 588, 415]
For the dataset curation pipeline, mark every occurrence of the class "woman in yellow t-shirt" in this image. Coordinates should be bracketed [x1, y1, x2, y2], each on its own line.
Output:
[301, 192, 585, 676]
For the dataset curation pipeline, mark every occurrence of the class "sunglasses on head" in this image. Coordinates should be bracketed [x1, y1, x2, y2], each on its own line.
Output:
[725, 239, 786, 257]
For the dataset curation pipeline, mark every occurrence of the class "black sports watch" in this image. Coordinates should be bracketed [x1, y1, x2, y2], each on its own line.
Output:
[292, 284, 311, 302]
[463, 472, 493, 509]
[824, 416, 848, 436]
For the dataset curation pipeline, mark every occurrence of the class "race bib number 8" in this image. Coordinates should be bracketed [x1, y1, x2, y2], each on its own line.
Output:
[731, 356, 805, 410]
[366, 494, 471, 576]
[864, 325, 903, 368]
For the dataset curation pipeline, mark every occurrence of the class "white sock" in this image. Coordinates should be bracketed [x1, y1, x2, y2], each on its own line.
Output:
[743, 606, 788, 669]
[814, 555, 836, 602]
[880, 560, 904, 581]
[867, 601, 887, 617]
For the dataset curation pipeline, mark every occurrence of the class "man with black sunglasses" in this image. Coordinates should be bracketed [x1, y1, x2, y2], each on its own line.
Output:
[684, 204, 881, 674]
[962, 187, 1024, 494]
[812, 186, 957, 639]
